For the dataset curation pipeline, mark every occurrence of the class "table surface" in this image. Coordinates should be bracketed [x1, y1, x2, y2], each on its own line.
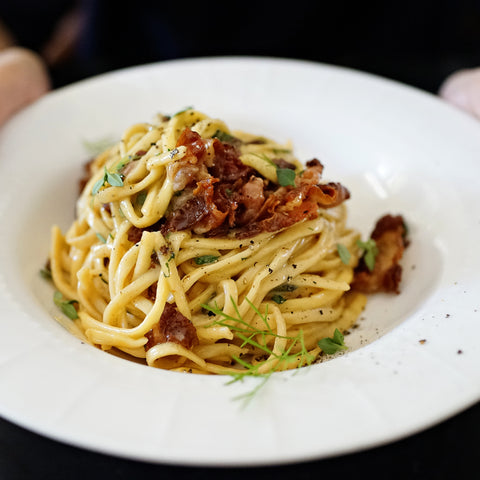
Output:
[1, 399, 478, 480]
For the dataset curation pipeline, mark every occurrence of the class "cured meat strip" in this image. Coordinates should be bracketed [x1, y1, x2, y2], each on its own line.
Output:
[145, 302, 198, 350]
[353, 214, 408, 294]
[161, 129, 350, 238]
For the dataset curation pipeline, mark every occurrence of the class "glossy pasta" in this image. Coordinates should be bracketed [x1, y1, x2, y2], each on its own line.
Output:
[49, 109, 367, 374]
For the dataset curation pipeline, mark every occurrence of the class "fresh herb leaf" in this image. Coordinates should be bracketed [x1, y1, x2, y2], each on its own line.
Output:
[271, 294, 287, 304]
[272, 148, 292, 155]
[212, 130, 237, 143]
[39, 268, 52, 280]
[53, 291, 79, 320]
[92, 166, 124, 195]
[114, 155, 133, 172]
[254, 154, 297, 186]
[136, 191, 147, 206]
[91, 177, 105, 195]
[271, 283, 297, 293]
[318, 328, 347, 354]
[173, 106, 193, 116]
[356, 238, 379, 272]
[276, 168, 296, 187]
[105, 171, 123, 187]
[194, 255, 219, 265]
[337, 243, 351, 265]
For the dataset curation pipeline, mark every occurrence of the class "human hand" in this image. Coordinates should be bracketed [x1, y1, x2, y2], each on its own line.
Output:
[439, 68, 480, 120]
[0, 47, 50, 127]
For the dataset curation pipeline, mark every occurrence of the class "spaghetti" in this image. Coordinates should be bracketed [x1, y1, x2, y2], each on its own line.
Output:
[49, 108, 367, 375]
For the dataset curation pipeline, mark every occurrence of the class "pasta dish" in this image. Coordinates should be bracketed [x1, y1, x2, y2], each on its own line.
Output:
[48, 109, 407, 375]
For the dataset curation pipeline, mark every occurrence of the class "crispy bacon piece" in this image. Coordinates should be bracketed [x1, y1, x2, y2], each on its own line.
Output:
[161, 128, 350, 238]
[352, 214, 408, 294]
[235, 181, 350, 238]
[145, 303, 199, 351]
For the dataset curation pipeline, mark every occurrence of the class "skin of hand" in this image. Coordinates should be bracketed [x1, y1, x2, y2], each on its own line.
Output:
[0, 47, 51, 127]
[439, 67, 480, 120]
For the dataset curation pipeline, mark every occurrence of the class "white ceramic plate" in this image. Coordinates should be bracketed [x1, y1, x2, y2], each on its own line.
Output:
[0, 57, 479, 466]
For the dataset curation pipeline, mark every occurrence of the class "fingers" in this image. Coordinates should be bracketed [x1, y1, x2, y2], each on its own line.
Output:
[439, 67, 480, 120]
[0, 47, 51, 127]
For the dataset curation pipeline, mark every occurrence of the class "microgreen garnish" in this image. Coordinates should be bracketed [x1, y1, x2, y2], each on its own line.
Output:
[92, 166, 124, 195]
[317, 328, 347, 355]
[337, 243, 351, 265]
[53, 291, 79, 320]
[356, 238, 379, 272]
[194, 255, 219, 265]
[202, 297, 315, 404]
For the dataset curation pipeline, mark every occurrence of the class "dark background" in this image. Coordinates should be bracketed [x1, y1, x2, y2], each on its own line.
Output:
[2, 0, 480, 92]
[1, 0, 480, 478]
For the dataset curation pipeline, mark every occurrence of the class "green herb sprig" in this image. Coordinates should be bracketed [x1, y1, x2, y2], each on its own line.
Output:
[53, 291, 79, 320]
[254, 153, 297, 187]
[203, 297, 314, 404]
[212, 130, 237, 143]
[317, 328, 347, 354]
[92, 166, 124, 195]
[276, 168, 296, 187]
[356, 238, 379, 272]
[336, 243, 351, 265]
